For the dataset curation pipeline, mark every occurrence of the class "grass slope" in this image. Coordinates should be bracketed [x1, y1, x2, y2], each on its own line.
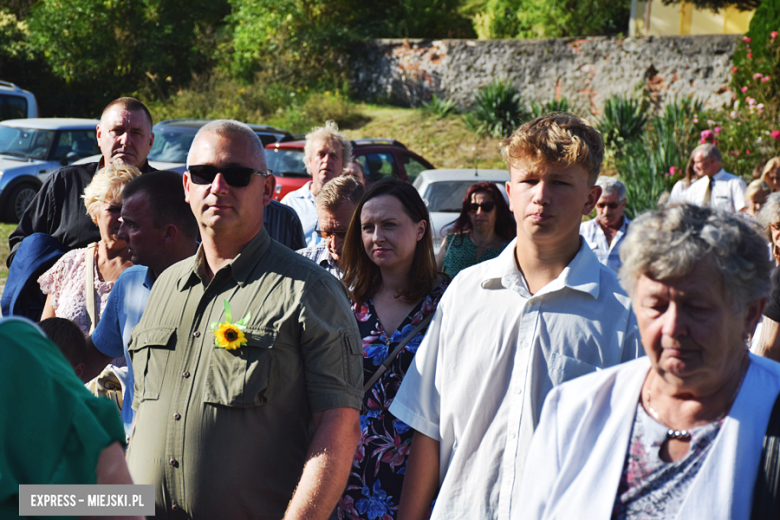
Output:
[343, 105, 508, 170]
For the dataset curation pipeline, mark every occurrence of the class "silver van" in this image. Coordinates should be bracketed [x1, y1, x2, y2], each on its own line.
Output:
[0, 81, 38, 122]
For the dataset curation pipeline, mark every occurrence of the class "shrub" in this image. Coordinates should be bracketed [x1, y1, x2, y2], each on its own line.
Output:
[597, 95, 650, 153]
[617, 134, 681, 219]
[422, 94, 459, 118]
[464, 79, 529, 138]
[529, 97, 576, 118]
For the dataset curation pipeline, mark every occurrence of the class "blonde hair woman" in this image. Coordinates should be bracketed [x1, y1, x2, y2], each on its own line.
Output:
[762, 157, 780, 192]
[38, 163, 141, 335]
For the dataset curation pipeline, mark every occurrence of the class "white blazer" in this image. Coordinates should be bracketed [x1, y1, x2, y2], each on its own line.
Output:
[519, 354, 780, 520]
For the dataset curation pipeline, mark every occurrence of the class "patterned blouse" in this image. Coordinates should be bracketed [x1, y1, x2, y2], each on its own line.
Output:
[38, 246, 116, 336]
[612, 404, 724, 520]
[338, 281, 448, 520]
[441, 232, 508, 279]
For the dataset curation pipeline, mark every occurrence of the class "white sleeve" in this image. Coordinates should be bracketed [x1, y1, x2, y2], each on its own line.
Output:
[388, 301, 446, 440]
[517, 385, 563, 520]
[733, 178, 747, 212]
[621, 310, 645, 362]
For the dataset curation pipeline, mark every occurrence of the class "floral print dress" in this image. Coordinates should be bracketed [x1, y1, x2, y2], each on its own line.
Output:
[338, 281, 448, 520]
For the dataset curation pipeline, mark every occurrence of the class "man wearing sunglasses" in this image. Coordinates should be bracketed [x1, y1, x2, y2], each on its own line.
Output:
[125, 120, 363, 520]
[580, 176, 630, 273]
[297, 175, 364, 279]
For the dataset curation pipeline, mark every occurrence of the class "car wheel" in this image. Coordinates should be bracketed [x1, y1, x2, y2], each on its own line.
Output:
[5, 184, 38, 222]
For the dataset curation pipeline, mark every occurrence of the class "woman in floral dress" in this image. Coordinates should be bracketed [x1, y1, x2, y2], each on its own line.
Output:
[338, 179, 447, 520]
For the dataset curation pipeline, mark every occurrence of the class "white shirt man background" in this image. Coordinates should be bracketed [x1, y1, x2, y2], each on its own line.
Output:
[683, 143, 746, 213]
[580, 176, 631, 273]
[281, 120, 352, 246]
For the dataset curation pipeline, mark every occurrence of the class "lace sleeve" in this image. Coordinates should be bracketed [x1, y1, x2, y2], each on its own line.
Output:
[37, 249, 84, 310]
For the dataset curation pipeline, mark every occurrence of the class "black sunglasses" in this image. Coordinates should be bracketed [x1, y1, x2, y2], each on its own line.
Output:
[468, 201, 496, 213]
[315, 228, 348, 240]
[188, 165, 272, 188]
[596, 202, 621, 210]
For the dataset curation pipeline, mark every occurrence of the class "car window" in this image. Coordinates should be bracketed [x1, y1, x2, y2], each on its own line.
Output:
[266, 148, 308, 177]
[0, 95, 28, 121]
[0, 126, 55, 160]
[357, 153, 398, 183]
[256, 133, 285, 147]
[148, 131, 195, 163]
[424, 181, 507, 212]
[53, 130, 99, 159]
[402, 155, 429, 184]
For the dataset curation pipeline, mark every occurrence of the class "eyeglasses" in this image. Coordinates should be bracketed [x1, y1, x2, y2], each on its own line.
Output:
[596, 202, 621, 210]
[315, 228, 348, 240]
[188, 165, 272, 188]
[468, 201, 496, 213]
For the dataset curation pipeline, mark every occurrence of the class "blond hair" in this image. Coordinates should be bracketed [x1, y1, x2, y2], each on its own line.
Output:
[762, 157, 780, 187]
[500, 113, 604, 184]
[745, 179, 771, 206]
[315, 175, 365, 211]
[83, 163, 141, 217]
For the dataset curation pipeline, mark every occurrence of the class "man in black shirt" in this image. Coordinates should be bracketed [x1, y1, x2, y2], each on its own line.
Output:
[7, 97, 156, 267]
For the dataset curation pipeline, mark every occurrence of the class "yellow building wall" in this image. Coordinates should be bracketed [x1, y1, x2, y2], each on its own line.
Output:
[630, 0, 754, 37]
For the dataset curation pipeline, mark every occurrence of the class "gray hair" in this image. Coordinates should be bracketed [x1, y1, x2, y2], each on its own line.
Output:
[619, 203, 770, 310]
[692, 143, 722, 163]
[186, 119, 265, 168]
[757, 192, 780, 241]
[303, 120, 352, 174]
[315, 175, 365, 212]
[596, 176, 627, 202]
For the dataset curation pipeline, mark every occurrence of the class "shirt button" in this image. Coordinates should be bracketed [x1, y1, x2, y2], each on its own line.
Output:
[509, 432, 517, 439]
[173, 412, 181, 420]
[193, 331, 200, 338]
[182, 371, 190, 378]
[169, 458, 177, 466]
[171, 504, 179, 512]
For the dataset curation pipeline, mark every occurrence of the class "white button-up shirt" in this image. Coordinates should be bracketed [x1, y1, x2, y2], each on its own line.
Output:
[682, 169, 747, 212]
[390, 239, 643, 520]
[580, 217, 630, 273]
[281, 181, 322, 247]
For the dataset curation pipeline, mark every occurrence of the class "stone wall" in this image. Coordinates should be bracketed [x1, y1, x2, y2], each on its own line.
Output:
[349, 35, 739, 114]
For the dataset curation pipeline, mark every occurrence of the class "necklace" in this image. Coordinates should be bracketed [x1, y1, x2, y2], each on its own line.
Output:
[644, 357, 749, 442]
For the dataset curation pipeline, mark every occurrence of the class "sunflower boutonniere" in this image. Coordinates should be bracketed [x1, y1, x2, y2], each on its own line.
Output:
[210, 300, 251, 351]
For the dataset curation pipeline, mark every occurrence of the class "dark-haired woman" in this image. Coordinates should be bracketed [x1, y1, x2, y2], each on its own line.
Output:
[337, 179, 448, 520]
[435, 181, 515, 279]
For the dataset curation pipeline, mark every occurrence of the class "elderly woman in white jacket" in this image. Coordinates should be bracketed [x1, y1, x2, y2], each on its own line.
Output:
[519, 203, 780, 520]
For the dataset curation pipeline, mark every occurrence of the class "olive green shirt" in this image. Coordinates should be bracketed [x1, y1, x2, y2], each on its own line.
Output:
[125, 228, 363, 519]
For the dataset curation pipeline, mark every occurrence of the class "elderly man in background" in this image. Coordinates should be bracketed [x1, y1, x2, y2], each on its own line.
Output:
[343, 161, 365, 184]
[683, 143, 746, 212]
[580, 176, 631, 273]
[281, 120, 352, 246]
[126, 120, 362, 519]
[297, 175, 364, 279]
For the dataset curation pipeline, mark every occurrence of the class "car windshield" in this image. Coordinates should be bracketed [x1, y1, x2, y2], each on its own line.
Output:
[0, 126, 55, 160]
[147, 131, 195, 163]
[424, 181, 507, 212]
[266, 148, 308, 178]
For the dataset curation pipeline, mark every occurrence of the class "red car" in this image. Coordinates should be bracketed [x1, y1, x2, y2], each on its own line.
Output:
[265, 138, 435, 201]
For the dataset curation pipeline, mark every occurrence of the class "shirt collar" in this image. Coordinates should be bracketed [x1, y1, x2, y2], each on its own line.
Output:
[481, 237, 601, 299]
[143, 266, 156, 289]
[713, 168, 728, 181]
[176, 227, 271, 291]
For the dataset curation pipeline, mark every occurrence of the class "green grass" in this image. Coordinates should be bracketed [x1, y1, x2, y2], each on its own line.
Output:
[342, 105, 507, 170]
[0, 223, 12, 283]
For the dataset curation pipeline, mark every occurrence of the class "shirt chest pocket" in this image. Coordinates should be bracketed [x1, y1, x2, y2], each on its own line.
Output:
[129, 327, 175, 402]
[203, 326, 276, 408]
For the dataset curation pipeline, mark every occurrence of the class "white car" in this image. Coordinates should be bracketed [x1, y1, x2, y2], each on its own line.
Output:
[0, 118, 101, 222]
[414, 168, 511, 252]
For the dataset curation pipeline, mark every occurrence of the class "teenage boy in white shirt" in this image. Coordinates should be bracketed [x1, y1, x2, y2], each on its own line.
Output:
[389, 113, 644, 520]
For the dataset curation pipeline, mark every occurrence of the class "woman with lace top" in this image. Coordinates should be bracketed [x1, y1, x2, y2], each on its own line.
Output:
[38, 163, 140, 336]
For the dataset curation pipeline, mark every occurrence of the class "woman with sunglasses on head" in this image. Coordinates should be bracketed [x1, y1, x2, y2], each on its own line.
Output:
[435, 181, 515, 279]
[338, 179, 448, 520]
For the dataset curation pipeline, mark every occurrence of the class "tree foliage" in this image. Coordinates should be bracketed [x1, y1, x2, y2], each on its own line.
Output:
[26, 0, 228, 108]
[471, 0, 629, 39]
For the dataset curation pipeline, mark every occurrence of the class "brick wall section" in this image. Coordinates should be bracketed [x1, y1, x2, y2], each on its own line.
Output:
[349, 36, 738, 113]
